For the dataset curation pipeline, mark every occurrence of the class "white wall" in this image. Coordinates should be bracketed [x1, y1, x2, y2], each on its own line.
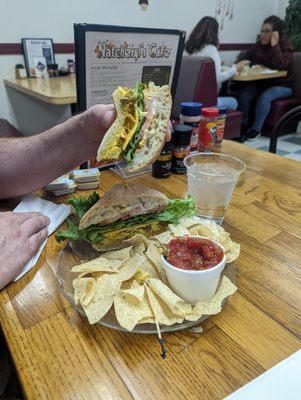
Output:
[0, 0, 283, 134]
[278, 0, 289, 17]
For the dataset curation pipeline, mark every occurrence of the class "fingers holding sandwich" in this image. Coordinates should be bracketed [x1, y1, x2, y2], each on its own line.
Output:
[84, 103, 117, 145]
[96, 82, 172, 171]
[166, 120, 172, 142]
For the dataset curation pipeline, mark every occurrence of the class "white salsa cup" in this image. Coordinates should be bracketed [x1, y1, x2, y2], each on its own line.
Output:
[161, 236, 226, 304]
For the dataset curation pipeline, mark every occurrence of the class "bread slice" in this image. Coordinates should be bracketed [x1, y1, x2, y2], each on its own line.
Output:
[79, 182, 169, 229]
[97, 87, 138, 162]
[128, 83, 172, 172]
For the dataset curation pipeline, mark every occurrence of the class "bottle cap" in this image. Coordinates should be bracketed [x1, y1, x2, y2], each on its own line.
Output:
[172, 124, 193, 146]
[217, 107, 227, 115]
[201, 108, 219, 117]
[180, 102, 202, 116]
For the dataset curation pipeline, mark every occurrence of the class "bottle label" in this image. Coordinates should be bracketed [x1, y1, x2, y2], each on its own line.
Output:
[216, 120, 226, 145]
[172, 147, 190, 174]
[198, 121, 218, 150]
[180, 119, 200, 152]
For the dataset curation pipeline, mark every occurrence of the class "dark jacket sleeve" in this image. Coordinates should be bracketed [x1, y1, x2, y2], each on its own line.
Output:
[236, 45, 257, 62]
[265, 41, 293, 70]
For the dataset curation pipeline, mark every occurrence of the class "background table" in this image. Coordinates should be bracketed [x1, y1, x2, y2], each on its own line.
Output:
[232, 70, 287, 81]
[4, 76, 77, 111]
[0, 141, 300, 400]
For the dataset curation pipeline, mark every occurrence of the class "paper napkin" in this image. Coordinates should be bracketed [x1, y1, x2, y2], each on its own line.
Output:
[224, 349, 301, 400]
[13, 195, 71, 281]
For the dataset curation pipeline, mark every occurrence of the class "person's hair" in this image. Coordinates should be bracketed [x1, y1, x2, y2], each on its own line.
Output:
[185, 16, 219, 54]
[263, 15, 284, 36]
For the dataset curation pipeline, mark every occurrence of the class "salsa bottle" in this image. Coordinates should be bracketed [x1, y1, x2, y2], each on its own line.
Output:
[172, 125, 192, 174]
[198, 108, 219, 151]
[180, 102, 202, 153]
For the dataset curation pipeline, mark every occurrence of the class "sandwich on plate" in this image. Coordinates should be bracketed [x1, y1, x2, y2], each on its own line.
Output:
[56, 182, 195, 251]
[96, 82, 172, 171]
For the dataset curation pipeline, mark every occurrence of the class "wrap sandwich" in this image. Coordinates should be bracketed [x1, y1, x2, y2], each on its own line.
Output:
[97, 82, 172, 171]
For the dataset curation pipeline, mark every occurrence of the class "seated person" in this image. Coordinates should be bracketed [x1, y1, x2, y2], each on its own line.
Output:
[185, 16, 246, 110]
[237, 15, 293, 141]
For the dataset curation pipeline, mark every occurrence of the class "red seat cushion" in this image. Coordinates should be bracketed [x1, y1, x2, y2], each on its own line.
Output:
[265, 97, 301, 126]
[224, 110, 243, 139]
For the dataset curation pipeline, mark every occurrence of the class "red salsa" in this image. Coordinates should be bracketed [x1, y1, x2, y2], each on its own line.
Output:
[166, 236, 224, 271]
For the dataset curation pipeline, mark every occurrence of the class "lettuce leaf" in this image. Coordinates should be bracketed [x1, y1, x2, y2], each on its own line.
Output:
[124, 82, 147, 163]
[68, 191, 100, 220]
[56, 191, 100, 243]
[56, 195, 196, 244]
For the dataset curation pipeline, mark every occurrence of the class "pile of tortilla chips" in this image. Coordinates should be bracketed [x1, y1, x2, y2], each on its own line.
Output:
[72, 217, 239, 330]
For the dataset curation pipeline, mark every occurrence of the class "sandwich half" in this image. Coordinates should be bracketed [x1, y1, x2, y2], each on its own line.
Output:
[97, 82, 172, 171]
[56, 183, 195, 251]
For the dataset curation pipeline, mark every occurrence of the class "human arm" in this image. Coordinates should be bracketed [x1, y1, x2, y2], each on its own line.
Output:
[0, 104, 115, 199]
[0, 211, 50, 289]
[265, 34, 293, 70]
[210, 46, 237, 85]
[236, 46, 256, 63]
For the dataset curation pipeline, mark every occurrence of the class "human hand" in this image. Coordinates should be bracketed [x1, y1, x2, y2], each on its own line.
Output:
[271, 31, 279, 47]
[83, 104, 116, 146]
[235, 60, 249, 74]
[82, 103, 172, 149]
[0, 211, 50, 289]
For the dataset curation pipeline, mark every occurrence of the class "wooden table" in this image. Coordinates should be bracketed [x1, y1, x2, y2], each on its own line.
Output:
[232, 69, 287, 81]
[0, 141, 300, 400]
[4, 76, 77, 105]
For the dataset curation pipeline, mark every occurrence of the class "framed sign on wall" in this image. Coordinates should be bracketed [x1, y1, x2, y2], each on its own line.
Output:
[21, 38, 55, 78]
[74, 23, 186, 111]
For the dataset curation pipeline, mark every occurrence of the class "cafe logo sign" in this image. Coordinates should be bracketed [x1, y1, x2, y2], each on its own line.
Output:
[94, 41, 171, 61]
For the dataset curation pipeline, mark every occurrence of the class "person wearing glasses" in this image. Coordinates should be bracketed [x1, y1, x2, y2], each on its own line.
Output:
[185, 16, 247, 110]
[237, 15, 293, 141]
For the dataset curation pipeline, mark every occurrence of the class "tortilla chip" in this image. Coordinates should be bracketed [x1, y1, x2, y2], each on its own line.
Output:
[123, 234, 149, 255]
[114, 289, 153, 331]
[116, 253, 142, 282]
[137, 256, 160, 279]
[120, 285, 145, 302]
[168, 224, 190, 237]
[83, 274, 121, 324]
[178, 216, 205, 228]
[72, 257, 121, 275]
[145, 285, 183, 326]
[191, 276, 237, 319]
[73, 277, 96, 307]
[147, 278, 192, 316]
[139, 317, 155, 324]
[102, 246, 133, 261]
[145, 241, 168, 283]
[153, 231, 173, 244]
[131, 280, 141, 289]
[189, 225, 217, 240]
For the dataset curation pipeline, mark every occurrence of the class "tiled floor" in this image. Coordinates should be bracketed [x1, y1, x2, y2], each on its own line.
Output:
[243, 132, 301, 162]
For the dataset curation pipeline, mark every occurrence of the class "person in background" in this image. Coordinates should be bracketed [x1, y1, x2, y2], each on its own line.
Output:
[237, 15, 293, 141]
[185, 16, 246, 110]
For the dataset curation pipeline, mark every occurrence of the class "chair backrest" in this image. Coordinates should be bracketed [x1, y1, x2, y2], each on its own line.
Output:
[172, 55, 217, 119]
[292, 52, 301, 99]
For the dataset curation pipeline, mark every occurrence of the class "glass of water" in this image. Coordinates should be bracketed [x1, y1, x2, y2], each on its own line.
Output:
[184, 153, 246, 224]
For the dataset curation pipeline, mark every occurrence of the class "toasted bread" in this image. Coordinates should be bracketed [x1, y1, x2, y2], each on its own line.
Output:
[79, 182, 169, 229]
